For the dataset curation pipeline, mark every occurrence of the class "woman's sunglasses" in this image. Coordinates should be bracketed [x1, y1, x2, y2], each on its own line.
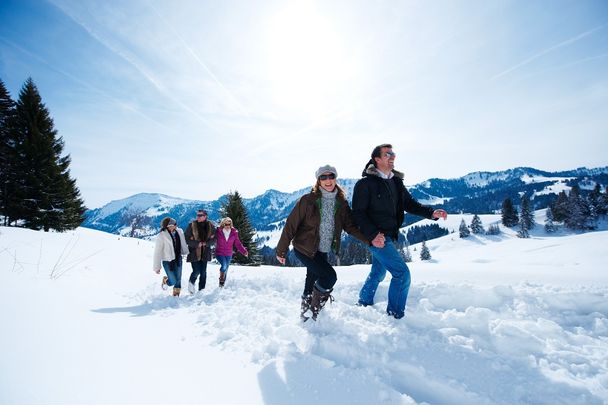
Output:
[318, 173, 336, 181]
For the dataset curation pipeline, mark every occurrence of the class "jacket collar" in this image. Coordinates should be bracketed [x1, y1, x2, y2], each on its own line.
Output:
[364, 163, 404, 180]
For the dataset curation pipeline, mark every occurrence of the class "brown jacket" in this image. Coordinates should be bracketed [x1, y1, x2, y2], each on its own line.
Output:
[185, 220, 216, 262]
[276, 190, 368, 259]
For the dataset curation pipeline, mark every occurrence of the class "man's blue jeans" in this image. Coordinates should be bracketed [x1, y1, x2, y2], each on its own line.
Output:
[358, 238, 411, 318]
[188, 260, 208, 290]
[162, 257, 182, 288]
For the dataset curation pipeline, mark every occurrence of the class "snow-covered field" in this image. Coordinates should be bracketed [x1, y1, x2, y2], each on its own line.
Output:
[1, 224, 607, 405]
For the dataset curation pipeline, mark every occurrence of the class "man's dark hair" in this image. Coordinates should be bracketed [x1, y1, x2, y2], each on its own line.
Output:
[371, 143, 392, 159]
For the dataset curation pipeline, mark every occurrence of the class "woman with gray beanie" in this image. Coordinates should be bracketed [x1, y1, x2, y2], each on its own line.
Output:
[153, 217, 189, 296]
[276, 165, 368, 321]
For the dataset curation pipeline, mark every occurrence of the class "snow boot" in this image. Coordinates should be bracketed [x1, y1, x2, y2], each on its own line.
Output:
[188, 282, 195, 295]
[161, 276, 169, 290]
[300, 294, 312, 321]
[310, 285, 334, 321]
[219, 271, 226, 287]
[172, 287, 181, 297]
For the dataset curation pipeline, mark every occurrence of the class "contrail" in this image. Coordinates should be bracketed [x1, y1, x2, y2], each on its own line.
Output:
[146, 2, 250, 117]
[513, 52, 608, 83]
[491, 23, 607, 81]
[0, 36, 174, 133]
[49, 1, 216, 128]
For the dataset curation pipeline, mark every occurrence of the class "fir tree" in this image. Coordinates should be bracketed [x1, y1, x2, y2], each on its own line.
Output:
[600, 186, 608, 217]
[339, 235, 369, 265]
[588, 184, 602, 226]
[544, 206, 557, 233]
[564, 185, 588, 230]
[470, 214, 484, 234]
[519, 193, 535, 231]
[517, 223, 529, 238]
[0, 79, 17, 226]
[420, 240, 431, 260]
[403, 244, 412, 263]
[11, 78, 86, 231]
[501, 197, 519, 227]
[486, 224, 500, 235]
[551, 190, 569, 222]
[459, 218, 470, 238]
[220, 190, 259, 265]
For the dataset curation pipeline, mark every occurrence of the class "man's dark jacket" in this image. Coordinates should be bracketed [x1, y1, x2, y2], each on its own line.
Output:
[352, 164, 435, 241]
[185, 220, 216, 262]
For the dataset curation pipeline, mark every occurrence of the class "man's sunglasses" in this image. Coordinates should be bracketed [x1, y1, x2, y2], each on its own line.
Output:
[318, 173, 336, 181]
[197, 213, 207, 217]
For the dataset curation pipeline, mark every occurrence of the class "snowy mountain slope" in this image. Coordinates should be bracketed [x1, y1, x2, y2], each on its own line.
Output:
[1, 226, 606, 404]
[82, 166, 608, 240]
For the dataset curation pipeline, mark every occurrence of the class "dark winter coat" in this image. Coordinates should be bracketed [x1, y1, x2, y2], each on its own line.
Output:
[185, 220, 216, 262]
[276, 189, 368, 259]
[352, 164, 436, 241]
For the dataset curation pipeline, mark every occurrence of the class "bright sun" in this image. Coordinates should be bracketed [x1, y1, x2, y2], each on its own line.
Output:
[263, 2, 355, 120]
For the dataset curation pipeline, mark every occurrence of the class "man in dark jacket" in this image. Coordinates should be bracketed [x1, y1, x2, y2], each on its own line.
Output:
[185, 209, 215, 294]
[352, 144, 447, 319]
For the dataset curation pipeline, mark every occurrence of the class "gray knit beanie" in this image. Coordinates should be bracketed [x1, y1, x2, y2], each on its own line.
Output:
[315, 165, 338, 179]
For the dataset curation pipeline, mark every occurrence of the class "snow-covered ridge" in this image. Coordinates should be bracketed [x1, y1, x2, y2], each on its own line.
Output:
[96, 193, 192, 220]
[83, 166, 608, 240]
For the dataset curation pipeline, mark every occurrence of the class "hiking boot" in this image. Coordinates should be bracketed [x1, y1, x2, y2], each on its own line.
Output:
[219, 271, 226, 287]
[161, 276, 169, 290]
[172, 287, 181, 297]
[300, 294, 312, 321]
[310, 286, 334, 321]
[188, 282, 195, 295]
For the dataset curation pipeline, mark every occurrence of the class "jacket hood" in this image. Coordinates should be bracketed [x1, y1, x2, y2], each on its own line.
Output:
[362, 162, 404, 179]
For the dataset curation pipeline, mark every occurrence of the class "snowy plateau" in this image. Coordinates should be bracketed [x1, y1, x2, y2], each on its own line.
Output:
[1, 212, 607, 405]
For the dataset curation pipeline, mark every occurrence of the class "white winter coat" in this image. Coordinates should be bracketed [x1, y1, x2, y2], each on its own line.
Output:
[152, 228, 189, 271]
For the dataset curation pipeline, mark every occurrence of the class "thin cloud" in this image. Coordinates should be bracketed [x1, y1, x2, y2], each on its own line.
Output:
[491, 23, 607, 80]
[49, 1, 216, 129]
[146, 3, 249, 118]
[0, 36, 174, 132]
[513, 52, 608, 83]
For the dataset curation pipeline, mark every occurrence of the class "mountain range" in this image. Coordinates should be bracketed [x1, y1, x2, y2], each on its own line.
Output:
[82, 166, 608, 243]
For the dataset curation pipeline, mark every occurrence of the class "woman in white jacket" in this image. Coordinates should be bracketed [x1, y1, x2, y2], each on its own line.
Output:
[153, 217, 189, 296]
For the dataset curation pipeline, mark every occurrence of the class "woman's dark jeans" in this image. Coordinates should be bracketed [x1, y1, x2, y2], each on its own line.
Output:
[294, 249, 337, 296]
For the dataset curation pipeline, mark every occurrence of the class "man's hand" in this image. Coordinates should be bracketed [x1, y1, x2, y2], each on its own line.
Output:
[276, 255, 286, 265]
[371, 232, 385, 248]
[432, 209, 448, 220]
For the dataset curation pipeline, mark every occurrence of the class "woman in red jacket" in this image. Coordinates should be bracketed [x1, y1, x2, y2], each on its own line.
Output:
[215, 217, 248, 287]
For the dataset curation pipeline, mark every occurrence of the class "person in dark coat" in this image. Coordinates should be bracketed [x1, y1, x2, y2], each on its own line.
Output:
[184, 209, 215, 294]
[352, 144, 447, 319]
[276, 165, 368, 321]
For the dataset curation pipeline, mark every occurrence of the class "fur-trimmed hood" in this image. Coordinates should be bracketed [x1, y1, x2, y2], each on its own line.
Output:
[362, 162, 404, 179]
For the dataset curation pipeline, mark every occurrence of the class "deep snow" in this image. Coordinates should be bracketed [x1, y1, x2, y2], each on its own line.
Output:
[1, 221, 607, 404]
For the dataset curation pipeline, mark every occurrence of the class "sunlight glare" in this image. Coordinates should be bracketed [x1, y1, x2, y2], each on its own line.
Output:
[263, 2, 355, 119]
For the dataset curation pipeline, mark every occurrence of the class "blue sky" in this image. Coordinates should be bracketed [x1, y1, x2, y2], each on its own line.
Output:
[1, 0, 607, 208]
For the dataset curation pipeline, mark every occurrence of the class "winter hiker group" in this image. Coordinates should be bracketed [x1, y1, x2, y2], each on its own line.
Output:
[152, 213, 247, 296]
[152, 143, 447, 321]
